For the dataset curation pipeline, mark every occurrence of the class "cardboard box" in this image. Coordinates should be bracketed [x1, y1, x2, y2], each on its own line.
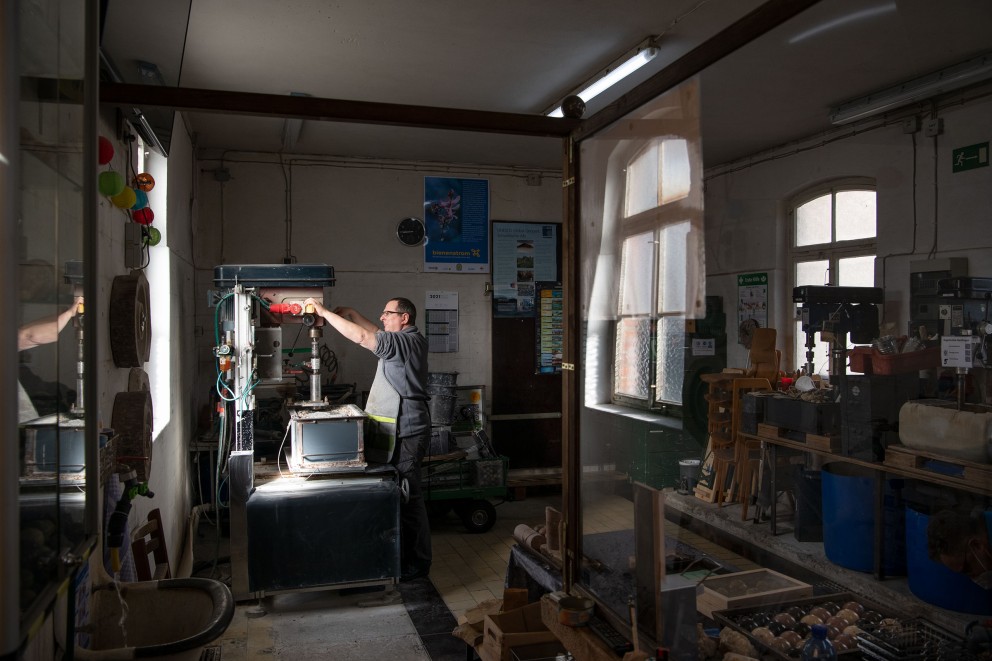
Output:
[481, 602, 558, 661]
[696, 568, 812, 618]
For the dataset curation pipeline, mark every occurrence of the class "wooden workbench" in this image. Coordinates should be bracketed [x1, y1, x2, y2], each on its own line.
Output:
[742, 423, 992, 580]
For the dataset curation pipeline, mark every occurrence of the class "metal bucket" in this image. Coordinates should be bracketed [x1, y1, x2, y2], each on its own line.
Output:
[429, 394, 457, 426]
[427, 372, 458, 387]
[677, 459, 701, 494]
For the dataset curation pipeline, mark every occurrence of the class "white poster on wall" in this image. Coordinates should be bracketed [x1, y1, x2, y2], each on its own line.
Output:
[737, 272, 768, 347]
[425, 291, 458, 352]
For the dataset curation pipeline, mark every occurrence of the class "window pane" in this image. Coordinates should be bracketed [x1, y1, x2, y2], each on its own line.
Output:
[657, 222, 689, 313]
[625, 144, 659, 217]
[615, 317, 652, 399]
[796, 259, 829, 287]
[838, 254, 875, 286]
[795, 194, 831, 246]
[836, 190, 876, 241]
[618, 231, 655, 315]
[659, 139, 690, 205]
[795, 259, 830, 375]
[655, 316, 685, 404]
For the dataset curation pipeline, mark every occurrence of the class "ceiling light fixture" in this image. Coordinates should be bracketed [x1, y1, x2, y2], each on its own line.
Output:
[829, 51, 992, 125]
[281, 92, 311, 151]
[545, 37, 659, 117]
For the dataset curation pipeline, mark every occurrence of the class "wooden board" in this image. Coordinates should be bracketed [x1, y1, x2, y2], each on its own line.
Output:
[884, 444, 992, 483]
[757, 423, 840, 452]
[697, 568, 812, 618]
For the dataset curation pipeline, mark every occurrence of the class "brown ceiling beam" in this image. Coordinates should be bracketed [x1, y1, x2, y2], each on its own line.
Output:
[100, 82, 579, 138]
[575, 0, 824, 141]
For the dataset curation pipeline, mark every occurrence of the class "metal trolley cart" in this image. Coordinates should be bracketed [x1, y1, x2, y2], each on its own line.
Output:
[422, 444, 508, 533]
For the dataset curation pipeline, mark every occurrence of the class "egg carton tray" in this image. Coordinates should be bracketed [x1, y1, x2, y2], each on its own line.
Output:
[713, 591, 896, 659]
[856, 619, 976, 661]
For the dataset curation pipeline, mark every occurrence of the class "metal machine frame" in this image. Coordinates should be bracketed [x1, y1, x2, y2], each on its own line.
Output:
[211, 264, 401, 600]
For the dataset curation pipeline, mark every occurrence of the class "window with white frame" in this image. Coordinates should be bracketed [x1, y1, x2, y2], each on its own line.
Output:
[613, 138, 691, 410]
[791, 180, 876, 375]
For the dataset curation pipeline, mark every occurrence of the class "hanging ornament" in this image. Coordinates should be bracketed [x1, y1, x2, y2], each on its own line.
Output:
[98, 170, 125, 197]
[143, 226, 162, 247]
[98, 136, 114, 165]
[132, 207, 155, 225]
[134, 172, 155, 192]
[131, 189, 149, 210]
[111, 187, 137, 209]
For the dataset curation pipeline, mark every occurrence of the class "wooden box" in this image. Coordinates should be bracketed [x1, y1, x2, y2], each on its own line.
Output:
[481, 602, 558, 661]
[696, 568, 812, 618]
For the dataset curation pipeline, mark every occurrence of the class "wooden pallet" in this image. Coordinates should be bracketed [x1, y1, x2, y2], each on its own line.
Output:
[757, 423, 840, 452]
[884, 444, 992, 483]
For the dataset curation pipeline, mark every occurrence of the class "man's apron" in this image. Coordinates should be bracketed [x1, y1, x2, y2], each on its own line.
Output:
[364, 360, 400, 464]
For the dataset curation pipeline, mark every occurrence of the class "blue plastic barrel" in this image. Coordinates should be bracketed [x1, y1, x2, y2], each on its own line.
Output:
[904, 505, 992, 615]
[821, 462, 906, 574]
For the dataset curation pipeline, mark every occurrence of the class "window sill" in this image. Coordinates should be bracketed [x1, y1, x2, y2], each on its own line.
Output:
[585, 402, 683, 430]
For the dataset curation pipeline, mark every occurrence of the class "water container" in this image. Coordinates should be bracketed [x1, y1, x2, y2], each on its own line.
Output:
[800, 624, 837, 659]
[821, 462, 906, 574]
[904, 504, 992, 615]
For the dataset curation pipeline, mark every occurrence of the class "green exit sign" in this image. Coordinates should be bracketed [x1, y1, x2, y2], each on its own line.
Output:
[952, 142, 989, 173]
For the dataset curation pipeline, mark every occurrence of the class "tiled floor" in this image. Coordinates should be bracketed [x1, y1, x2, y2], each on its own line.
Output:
[198, 488, 760, 660]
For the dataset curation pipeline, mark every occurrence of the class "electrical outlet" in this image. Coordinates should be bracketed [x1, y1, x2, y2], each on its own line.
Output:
[902, 117, 920, 134]
[924, 118, 944, 137]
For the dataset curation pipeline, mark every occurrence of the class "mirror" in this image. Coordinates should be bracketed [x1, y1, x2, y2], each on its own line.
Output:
[17, 0, 91, 622]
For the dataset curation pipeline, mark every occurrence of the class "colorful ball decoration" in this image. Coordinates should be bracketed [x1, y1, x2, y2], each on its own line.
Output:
[131, 189, 149, 210]
[98, 136, 114, 165]
[143, 226, 162, 247]
[132, 207, 155, 225]
[110, 187, 137, 209]
[134, 172, 155, 192]
[98, 170, 125, 196]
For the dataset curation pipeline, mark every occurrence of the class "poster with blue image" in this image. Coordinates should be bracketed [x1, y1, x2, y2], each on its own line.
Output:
[423, 176, 490, 273]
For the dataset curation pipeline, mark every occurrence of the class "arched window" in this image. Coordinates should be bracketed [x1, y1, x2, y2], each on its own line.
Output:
[790, 180, 876, 375]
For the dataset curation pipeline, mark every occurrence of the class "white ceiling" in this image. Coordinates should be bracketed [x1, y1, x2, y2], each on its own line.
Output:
[100, 0, 992, 170]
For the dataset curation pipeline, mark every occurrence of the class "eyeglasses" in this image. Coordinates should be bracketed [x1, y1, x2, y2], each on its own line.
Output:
[381, 310, 404, 316]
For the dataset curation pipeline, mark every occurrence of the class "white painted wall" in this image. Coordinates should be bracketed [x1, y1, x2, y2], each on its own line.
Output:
[704, 94, 992, 372]
[94, 109, 196, 576]
[192, 154, 562, 413]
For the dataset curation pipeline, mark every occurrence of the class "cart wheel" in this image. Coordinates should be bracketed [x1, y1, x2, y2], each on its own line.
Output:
[457, 499, 497, 534]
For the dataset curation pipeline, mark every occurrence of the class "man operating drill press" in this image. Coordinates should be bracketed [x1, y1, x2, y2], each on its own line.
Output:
[305, 295, 432, 582]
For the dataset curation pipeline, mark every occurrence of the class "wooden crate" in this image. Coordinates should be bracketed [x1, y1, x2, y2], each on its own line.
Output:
[696, 568, 812, 618]
[481, 602, 558, 661]
[758, 423, 841, 452]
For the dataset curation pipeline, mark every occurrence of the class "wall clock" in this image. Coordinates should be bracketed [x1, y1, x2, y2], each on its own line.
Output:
[397, 217, 426, 246]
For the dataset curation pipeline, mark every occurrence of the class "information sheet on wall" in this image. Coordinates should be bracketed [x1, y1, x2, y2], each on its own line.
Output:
[423, 177, 490, 273]
[492, 222, 559, 318]
[425, 291, 458, 353]
[535, 282, 563, 374]
[737, 272, 768, 346]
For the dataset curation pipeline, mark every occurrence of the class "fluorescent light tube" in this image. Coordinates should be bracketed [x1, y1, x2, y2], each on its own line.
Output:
[280, 92, 311, 151]
[830, 52, 992, 125]
[548, 42, 659, 117]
